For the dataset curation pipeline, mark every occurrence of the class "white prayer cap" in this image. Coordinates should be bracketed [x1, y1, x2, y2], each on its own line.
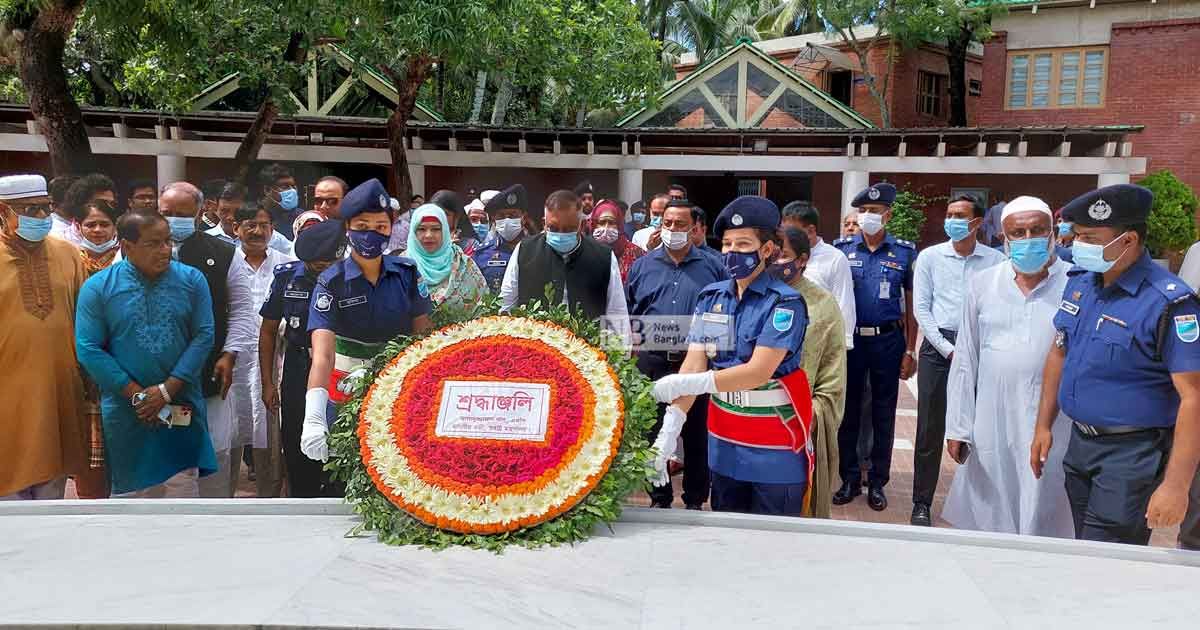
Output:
[1001, 195, 1052, 224]
[389, 196, 401, 212]
[465, 198, 486, 213]
[0, 174, 48, 200]
[479, 189, 500, 204]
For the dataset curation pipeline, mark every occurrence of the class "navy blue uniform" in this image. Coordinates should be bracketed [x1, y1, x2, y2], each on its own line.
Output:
[627, 246, 728, 507]
[834, 233, 916, 488]
[308, 255, 432, 342]
[260, 262, 334, 497]
[688, 273, 809, 514]
[1053, 251, 1200, 544]
[471, 240, 518, 294]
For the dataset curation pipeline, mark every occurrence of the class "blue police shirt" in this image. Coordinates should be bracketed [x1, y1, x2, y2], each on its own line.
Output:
[307, 255, 433, 343]
[834, 234, 916, 326]
[626, 246, 728, 320]
[471, 240, 519, 294]
[260, 262, 317, 349]
[1054, 251, 1200, 428]
[687, 272, 809, 484]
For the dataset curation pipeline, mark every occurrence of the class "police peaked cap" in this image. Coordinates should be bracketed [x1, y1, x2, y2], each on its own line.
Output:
[851, 182, 897, 208]
[573, 180, 594, 197]
[483, 184, 528, 216]
[340, 178, 393, 222]
[713, 195, 780, 238]
[294, 218, 346, 262]
[1061, 184, 1153, 227]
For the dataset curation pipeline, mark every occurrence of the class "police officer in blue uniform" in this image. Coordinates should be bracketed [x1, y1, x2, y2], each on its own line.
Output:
[832, 182, 918, 511]
[471, 184, 529, 294]
[650, 196, 813, 515]
[299, 178, 435, 463]
[259, 218, 343, 497]
[1032, 184, 1200, 545]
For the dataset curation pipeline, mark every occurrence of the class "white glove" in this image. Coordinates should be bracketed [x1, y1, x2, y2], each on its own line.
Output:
[649, 405, 687, 487]
[652, 371, 717, 404]
[300, 387, 330, 462]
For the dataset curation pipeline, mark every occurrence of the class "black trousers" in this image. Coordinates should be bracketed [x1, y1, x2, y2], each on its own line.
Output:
[279, 346, 340, 498]
[638, 353, 711, 507]
[1063, 425, 1171, 545]
[913, 329, 955, 506]
[839, 329, 904, 487]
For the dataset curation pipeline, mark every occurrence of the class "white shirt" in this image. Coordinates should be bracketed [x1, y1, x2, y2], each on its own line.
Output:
[206, 224, 294, 257]
[49, 213, 82, 247]
[1179, 241, 1200, 292]
[230, 246, 295, 448]
[498, 242, 631, 346]
[804, 238, 857, 349]
[632, 226, 656, 250]
[913, 239, 1008, 357]
[387, 210, 412, 254]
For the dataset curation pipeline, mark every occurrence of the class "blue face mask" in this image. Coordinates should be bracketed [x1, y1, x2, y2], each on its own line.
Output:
[944, 217, 972, 242]
[545, 230, 579, 254]
[15, 215, 52, 242]
[278, 188, 299, 211]
[723, 249, 761, 280]
[649, 215, 662, 228]
[1057, 221, 1073, 237]
[1007, 237, 1051, 274]
[1072, 232, 1129, 274]
[347, 229, 388, 259]
[632, 211, 646, 224]
[166, 216, 195, 242]
[472, 222, 489, 241]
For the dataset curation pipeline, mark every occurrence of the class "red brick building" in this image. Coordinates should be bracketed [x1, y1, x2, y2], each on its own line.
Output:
[979, 0, 1200, 190]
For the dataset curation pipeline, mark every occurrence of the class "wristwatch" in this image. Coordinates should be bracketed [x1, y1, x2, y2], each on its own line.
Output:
[905, 350, 917, 360]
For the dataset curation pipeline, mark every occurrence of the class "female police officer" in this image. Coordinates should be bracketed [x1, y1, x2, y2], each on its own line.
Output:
[651, 195, 813, 515]
[299, 179, 434, 463]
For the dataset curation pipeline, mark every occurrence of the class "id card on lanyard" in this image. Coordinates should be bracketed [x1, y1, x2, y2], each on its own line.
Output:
[879, 280, 891, 300]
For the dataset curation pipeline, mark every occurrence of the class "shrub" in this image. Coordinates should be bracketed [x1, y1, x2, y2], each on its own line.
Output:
[886, 188, 929, 243]
[1139, 170, 1198, 256]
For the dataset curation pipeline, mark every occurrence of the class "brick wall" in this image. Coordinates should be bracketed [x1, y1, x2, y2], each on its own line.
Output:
[979, 19, 1200, 190]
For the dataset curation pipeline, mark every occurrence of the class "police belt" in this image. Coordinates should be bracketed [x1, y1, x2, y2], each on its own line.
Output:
[713, 388, 792, 408]
[1073, 421, 1164, 438]
[856, 321, 901, 336]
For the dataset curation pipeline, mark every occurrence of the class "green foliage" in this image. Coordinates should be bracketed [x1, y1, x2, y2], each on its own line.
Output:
[1140, 170, 1199, 255]
[327, 293, 658, 553]
[887, 188, 929, 243]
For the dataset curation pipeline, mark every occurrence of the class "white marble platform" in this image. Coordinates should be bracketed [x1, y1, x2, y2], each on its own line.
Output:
[1, 500, 1198, 629]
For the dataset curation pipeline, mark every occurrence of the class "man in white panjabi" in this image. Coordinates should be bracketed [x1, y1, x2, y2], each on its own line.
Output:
[942, 196, 1074, 537]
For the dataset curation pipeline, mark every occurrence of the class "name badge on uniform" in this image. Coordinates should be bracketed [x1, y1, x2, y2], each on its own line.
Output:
[849, 259, 863, 268]
[1059, 300, 1080, 316]
[1175, 314, 1199, 343]
[702, 312, 730, 324]
[289, 316, 301, 329]
[338, 295, 367, 308]
[487, 260, 508, 267]
[879, 280, 890, 300]
[284, 290, 310, 299]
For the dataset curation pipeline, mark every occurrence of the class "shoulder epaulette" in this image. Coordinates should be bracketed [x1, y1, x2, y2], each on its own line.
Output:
[894, 238, 916, 249]
[1149, 274, 1196, 304]
[273, 261, 297, 275]
[832, 237, 852, 247]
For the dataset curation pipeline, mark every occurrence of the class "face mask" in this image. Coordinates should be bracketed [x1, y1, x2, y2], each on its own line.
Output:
[347, 229, 388, 259]
[1007, 237, 1051, 274]
[165, 216, 195, 242]
[1072, 232, 1130, 274]
[278, 188, 299, 211]
[649, 215, 662, 228]
[546, 230, 579, 254]
[858, 212, 884, 236]
[724, 249, 762, 280]
[80, 236, 118, 254]
[1057, 222, 1073, 237]
[769, 259, 801, 282]
[632, 211, 646, 224]
[15, 215, 52, 242]
[592, 226, 619, 245]
[661, 228, 690, 251]
[495, 218, 523, 242]
[944, 218, 972, 242]
[472, 222, 489, 241]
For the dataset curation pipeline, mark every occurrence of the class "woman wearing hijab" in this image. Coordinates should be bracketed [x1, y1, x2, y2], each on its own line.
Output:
[408, 203, 488, 313]
[590, 199, 644, 283]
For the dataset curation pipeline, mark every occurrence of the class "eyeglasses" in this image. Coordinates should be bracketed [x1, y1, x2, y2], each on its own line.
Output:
[314, 197, 341, 207]
[238, 221, 273, 233]
[8, 203, 51, 218]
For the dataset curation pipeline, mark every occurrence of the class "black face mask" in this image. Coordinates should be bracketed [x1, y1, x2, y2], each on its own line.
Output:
[768, 259, 802, 282]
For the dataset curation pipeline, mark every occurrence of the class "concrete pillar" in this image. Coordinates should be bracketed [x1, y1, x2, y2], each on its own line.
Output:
[156, 154, 187, 189]
[618, 168, 643, 209]
[1098, 172, 1130, 188]
[408, 162, 426, 197]
[841, 170, 869, 219]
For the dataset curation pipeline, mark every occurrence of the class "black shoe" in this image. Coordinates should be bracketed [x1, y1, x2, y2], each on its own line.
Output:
[867, 485, 888, 512]
[685, 503, 703, 511]
[910, 503, 932, 526]
[831, 481, 862, 505]
[650, 499, 673, 509]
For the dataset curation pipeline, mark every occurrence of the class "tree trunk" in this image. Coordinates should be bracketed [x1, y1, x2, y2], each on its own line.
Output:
[490, 73, 513, 126]
[232, 97, 280, 187]
[15, 1, 92, 176]
[384, 57, 433, 202]
[436, 63, 446, 114]
[946, 22, 973, 127]
[468, 70, 487, 123]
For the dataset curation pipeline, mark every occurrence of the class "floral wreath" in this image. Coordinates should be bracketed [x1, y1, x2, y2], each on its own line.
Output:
[329, 297, 657, 551]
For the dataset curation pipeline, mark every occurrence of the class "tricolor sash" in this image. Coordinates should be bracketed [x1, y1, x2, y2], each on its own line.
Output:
[707, 369, 815, 481]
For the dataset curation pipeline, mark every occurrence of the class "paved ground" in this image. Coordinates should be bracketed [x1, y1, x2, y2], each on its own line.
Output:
[66, 374, 1179, 548]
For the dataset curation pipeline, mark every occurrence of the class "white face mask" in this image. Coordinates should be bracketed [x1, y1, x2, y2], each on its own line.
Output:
[661, 228, 690, 250]
[495, 218, 523, 242]
[80, 236, 118, 254]
[592, 226, 619, 245]
[858, 212, 884, 236]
